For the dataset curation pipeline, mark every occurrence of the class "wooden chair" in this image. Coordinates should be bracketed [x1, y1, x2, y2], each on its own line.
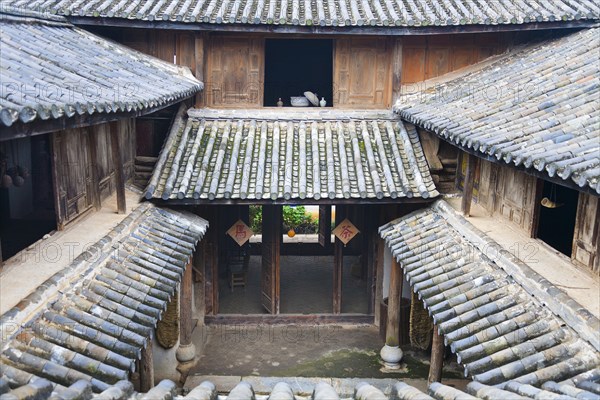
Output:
[227, 248, 250, 291]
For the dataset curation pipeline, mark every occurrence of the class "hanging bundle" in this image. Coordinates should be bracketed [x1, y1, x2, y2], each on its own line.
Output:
[156, 291, 180, 349]
[541, 183, 563, 208]
[409, 291, 433, 350]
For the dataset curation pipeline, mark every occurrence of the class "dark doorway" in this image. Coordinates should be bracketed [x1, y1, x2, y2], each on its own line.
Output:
[536, 181, 579, 256]
[264, 39, 333, 107]
[0, 136, 57, 261]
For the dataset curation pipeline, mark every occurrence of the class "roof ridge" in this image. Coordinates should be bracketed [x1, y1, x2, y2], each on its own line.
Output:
[0, 4, 69, 24]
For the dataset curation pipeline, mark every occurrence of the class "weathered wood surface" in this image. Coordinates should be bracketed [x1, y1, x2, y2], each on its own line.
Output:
[206, 36, 264, 107]
[180, 258, 194, 346]
[401, 33, 510, 84]
[428, 325, 444, 385]
[140, 339, 154, 392]
[334, 38, 391, 108]
[461, 153, 477, 217]
[51, 128, 94, 229]
[261, 205, 281, 314]
[385, 258, 402, 346]
[110, 122, 126, 214]
[572, 193, 600, 274]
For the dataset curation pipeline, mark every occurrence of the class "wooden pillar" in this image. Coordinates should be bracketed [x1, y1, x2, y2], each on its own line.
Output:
[461, 153, 477, 217]
[428, 325, 445, 384]
[139, 338, 154, 392]
[261, 205, 281, 314]
[373, 236, 385, 327]
[333, 238, 343, 314]
[176, 258, 196, 363]
[380, 256, 404, 369]
[110, 122, 126, 214]
[386, 258, 403, 347]
[333, 205, 346, 314]
[88, 128, 101, 211]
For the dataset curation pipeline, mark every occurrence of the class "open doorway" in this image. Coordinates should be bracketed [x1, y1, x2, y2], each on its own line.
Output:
[263, 39, 333, 107]
[217, 205, 371, 315]
[0, 136, 57, 261]
[536, 181, 579, 256]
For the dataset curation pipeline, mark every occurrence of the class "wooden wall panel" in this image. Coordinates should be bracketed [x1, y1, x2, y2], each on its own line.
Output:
[206, 36, 264, 107]
[401, 33, 511, 84]
[572, 193, 600, 275]
[92, 123, 115, 202]
[334, 38, 391, 108]
[472, 159, 537, 233]
[52, 128, 94, 228]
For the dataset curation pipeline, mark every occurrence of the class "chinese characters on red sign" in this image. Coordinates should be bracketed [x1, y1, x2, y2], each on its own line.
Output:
[332, 218, 360, 245]
[226, 220, 254, 246]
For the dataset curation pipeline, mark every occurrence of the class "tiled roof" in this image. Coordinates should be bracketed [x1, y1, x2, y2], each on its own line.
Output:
[145, 109, 438, 202]
[394, 28, 600, 194]
[4, 0, 599, 27]
[3, 377, 600, 399]
[0, 7, 202, 128]
[0, 203, 208, 394]
[379, 200, 600, 389]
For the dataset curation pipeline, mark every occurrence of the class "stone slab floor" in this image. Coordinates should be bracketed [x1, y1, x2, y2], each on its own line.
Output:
[189, 324, 465, 381]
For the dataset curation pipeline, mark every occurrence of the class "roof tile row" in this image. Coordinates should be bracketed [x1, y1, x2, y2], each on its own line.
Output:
[5, 0, 599, 27]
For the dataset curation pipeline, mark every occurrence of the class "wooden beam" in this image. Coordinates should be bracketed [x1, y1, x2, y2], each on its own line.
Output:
[428, 325, 444, 384]
[109, 122, 126, 214]
[205, 314, 374, 325]
[385, 258, 402, 347]
[139, 338, 154, 392]
[461, 153, 477, 216]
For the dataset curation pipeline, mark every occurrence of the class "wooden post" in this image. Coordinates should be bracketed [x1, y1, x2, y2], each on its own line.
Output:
[333, 205, 346, 314]
[386, 258, 403, 347]
[261, 205, 281, 314]
[333, 238, 343, 314]
[461, 153, 477, 217]
[110, 122, 126, 214]
[50, 132, 65, 230]
[380, 256, 404, 369]
[176, 258, 196, 363]
[139, 338, 154, 392]
[428, 325, 445, 384]
[88, 127, 101, 211]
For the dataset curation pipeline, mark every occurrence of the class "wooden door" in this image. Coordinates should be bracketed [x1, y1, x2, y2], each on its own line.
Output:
[334, 38, 391, 108]
[91, 123, 114, 202]
[52, 128, 94, 228]
[261, 205, 281, 314]
[572, 193, 599, 274]
[207, 36, 264, 107]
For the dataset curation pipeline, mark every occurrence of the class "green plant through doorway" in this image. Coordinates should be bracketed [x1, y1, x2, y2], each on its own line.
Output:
[250, 206, 318, 234]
